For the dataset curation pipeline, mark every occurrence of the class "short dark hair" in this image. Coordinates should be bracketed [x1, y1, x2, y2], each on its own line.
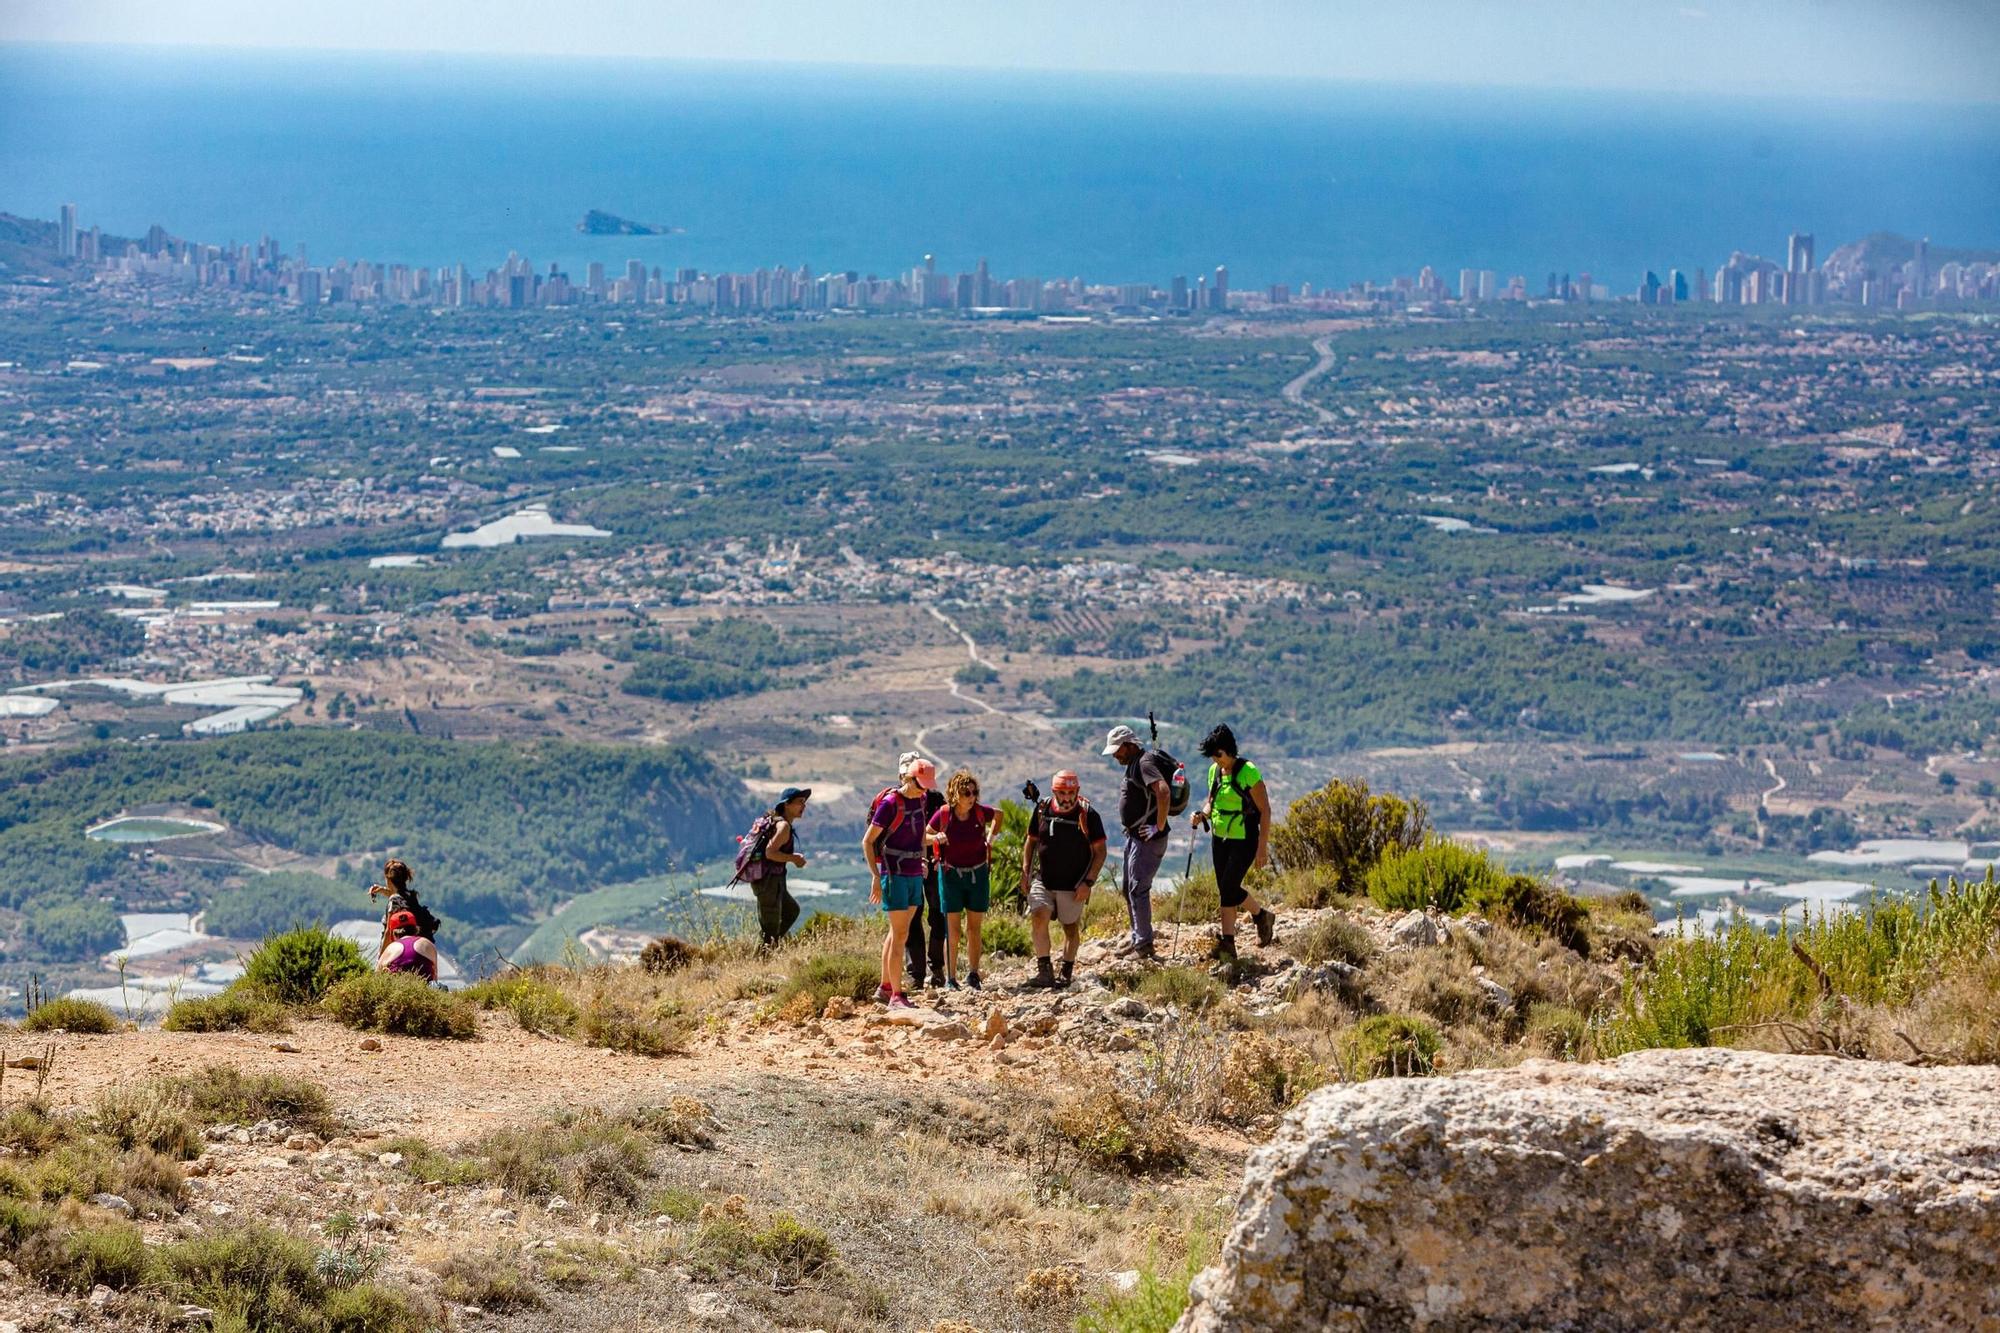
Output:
[1199, 724, 1237, 758]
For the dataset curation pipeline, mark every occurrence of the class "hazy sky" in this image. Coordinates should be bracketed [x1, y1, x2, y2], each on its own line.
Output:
[4, 0, 1997, 104]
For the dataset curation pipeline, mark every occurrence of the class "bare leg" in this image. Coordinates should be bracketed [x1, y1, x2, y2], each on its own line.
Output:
[883, 909, 914, 992]
[946, 912, 962, 979]
[1061, 922, 1082, 963]
[967, 911, 985, 974]
[1031, 909, 1053, 957]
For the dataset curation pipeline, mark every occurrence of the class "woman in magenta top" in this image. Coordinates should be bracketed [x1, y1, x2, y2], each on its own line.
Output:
[925, 769, 1003, 990]
[376, 910, 439, 983]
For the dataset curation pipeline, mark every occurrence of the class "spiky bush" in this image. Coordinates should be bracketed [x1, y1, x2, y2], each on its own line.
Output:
[1365, 839, 1506, 914]
[322, 973, 477, 1040]
[240, 926, 368, 1006]
[21, 997, 118, 1034]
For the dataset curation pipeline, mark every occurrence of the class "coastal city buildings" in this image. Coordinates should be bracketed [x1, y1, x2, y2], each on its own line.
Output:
[41, 203, 2000, 317]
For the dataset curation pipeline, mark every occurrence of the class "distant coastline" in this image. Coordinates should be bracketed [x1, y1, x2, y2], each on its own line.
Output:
[579, 210, 682, 238]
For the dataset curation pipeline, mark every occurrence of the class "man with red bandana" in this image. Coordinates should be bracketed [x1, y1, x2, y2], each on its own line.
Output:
[1018, 769, 1106, 990]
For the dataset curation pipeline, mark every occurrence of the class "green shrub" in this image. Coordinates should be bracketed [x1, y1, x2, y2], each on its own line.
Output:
[438, 1248, 543, 1311]
[470, 1113, 655, 1209]
[981, 912, 1033, 957]
[0, 1101, 74, 1155]
[1337, 1014, 1441, 1079]
[1365, 839, 1507, 914]
[92, 1083, 204, 1159]
[1473, 874, 1588, 953]
[1136, 967, 1226, 1013]
[153, 1225, 324, 1329]
[1270, 780, 1430, 893]
[322, 973, 477, 1040]
[20, 1216, 148, 1293]
[163, 989, 293, 1034]
[1077, 1241, 1211, 1333]
[177, 1066, 338, 1137]
[1290, 914, 1374, 968]
[319, 1283, 430, 1333]
[1273, 864, 1352, 910]
[375, 1136, 487, 1187]
[579, 1000, 688, 1057]
[242, 926, 369, 1006]
[461, 973, 580, 1036]
[1525, 1003, 1590, 1060]
[0, 1197, 51, 1247]
[21, 996, 118, 1034]
[776, 951, 880, 1011]
[647, 1186, 703, 1222]
[754, 1212, 834, 1284]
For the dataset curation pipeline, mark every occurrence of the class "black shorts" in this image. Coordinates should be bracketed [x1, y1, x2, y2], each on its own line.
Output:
[1214, 837, 1257, 909]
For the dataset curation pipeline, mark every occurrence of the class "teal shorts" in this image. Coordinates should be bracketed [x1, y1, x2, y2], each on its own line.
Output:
[879, 873, 925, 912]
[939, 865, 991, 914]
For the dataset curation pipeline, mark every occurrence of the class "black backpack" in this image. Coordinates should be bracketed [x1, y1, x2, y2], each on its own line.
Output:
[389, 891, 441, 943]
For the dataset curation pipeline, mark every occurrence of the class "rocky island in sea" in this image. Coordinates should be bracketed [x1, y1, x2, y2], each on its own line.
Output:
[577, 209, 681, 236]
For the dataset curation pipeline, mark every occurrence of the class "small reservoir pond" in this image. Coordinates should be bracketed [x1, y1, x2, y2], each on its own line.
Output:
[86, 816, 225, 843]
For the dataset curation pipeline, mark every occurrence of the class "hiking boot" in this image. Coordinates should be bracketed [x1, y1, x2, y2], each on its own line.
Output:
[1210, 936, 1239, 980]
[1130, 941, 1158, 963]
[945, 975, 962, 991]
[1058, 959, 1075, 988]
[1025, 958, 1057, 990]
[965, 971, 982, 991]
[1254, 908, 1277, 948]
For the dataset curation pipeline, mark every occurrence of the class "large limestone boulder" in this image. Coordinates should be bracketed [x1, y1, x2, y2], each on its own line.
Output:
[1179, 1048, 2000, 1332]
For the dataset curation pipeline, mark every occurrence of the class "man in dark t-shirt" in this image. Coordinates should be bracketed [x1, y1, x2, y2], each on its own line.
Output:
[1105, 724, 1171, 960]
[1020, 769, 1106, 989]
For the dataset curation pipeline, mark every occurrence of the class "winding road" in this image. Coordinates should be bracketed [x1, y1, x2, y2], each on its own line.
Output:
[1281, 335, 1339, 428]
[913, 604, 1052, 759]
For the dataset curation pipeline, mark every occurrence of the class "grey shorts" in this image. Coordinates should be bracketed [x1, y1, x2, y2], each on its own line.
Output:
[1025, 878, 1084, 926]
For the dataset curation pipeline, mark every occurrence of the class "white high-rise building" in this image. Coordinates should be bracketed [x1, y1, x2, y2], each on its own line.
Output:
[58, 203, 77, 259]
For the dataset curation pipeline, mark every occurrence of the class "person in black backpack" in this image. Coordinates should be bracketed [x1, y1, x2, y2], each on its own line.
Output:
[1190, 724, 1276, 973]
[1103, 723, 1174, 961]
[755, 788, 812, 948]
[369, 859, 439, 956]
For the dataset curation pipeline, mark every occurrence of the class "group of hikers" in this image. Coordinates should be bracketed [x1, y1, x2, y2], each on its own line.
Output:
[739, 721, 1276, 1010]
[370, 720, 1276, 1008]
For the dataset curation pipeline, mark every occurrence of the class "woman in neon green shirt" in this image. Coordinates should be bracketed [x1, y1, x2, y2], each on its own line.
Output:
[1192, 723, 1277, 969]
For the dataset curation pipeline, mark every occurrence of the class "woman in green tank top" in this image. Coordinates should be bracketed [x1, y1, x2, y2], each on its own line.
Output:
[1193, 723, 1276, 967]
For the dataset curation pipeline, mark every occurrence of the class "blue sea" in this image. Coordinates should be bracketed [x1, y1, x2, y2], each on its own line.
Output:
[2, 43, 1997, 290]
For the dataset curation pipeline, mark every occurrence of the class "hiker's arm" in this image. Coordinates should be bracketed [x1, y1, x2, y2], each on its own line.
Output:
[766, 819, 804, 867]
[1080, 838, 1107, 897]
[1249, 781, 1273, 867]
[1020, 832, 1040, 897]
[862, 824, 885, 903]
[1149, 777, 1170, 836]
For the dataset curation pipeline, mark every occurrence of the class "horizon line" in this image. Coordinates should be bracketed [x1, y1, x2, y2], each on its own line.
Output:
[5, 37, 1998, 112]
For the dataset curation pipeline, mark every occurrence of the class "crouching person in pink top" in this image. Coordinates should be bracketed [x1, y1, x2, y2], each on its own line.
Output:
[376, 910, 439, 983]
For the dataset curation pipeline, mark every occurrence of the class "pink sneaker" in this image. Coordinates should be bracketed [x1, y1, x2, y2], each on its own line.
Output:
[874, 984, 892, 1004]
[888, 991, 915, 1010]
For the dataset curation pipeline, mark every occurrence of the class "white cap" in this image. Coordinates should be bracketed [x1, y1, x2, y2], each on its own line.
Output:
[1102, 724, 1142, 756]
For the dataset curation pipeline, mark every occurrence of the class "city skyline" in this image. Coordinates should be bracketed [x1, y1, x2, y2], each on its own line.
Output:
[44, 201, 1997, 315]
[5, 0, 1999, 107]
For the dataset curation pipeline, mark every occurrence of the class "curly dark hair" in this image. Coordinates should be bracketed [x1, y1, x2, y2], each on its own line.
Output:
[1198, 724, 1238, 758]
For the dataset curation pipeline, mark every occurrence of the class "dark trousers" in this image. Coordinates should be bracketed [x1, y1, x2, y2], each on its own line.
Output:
[753, 869, 801, 945]
[903, 869, 948, 984]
